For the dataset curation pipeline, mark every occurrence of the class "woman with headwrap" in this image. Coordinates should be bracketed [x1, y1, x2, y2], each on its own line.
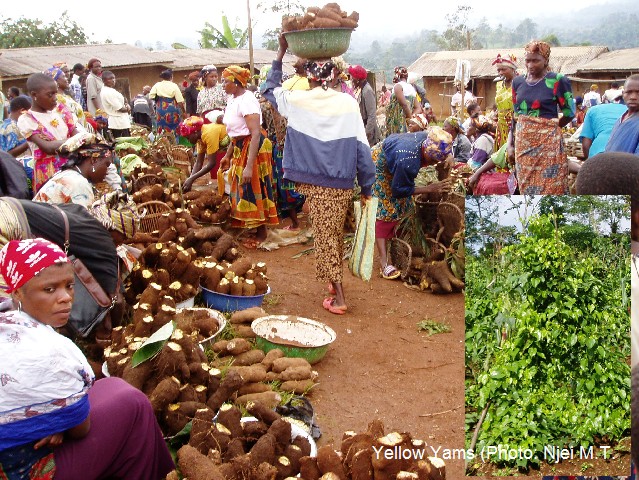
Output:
[219, 65, 279, 246]
[197, 65, 227, 118]
[34, 142, 113, 208]
[0, 238, 175, 480]
[149, 69, 186, 135]
[442, 116, 472, 163]
[349, 64, 380, 146]
[491, 53, 518, 151]
[184, 71, 201, 117]
[371, 126, 452, 279]
[45, 67, 87, 131]
[262, 36, 376, 314]
[180, 115, 229, 191]
[385, 66, 423, 136]
[508, 40, 575, 194]
[17, 73, 81, 194]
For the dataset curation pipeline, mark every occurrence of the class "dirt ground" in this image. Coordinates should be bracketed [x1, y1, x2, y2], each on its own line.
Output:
[242, 215, 467, 479]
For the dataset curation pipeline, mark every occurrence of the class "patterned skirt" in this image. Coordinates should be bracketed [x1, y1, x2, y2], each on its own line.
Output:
[515, 115, 568, 195]
[273, 143, 305, 214]
[155, 96, 181, 135]
[34, 154, 67, 195]
[228, 135, 279, 229]
[385, 95, 415, 136]
[371, 143, 414, 222]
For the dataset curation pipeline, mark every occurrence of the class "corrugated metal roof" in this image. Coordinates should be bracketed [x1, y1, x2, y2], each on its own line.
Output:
[0, 43, 173, 79]
[576, 47, 639, 72]
[153, 48, 296, 74]
[409, 46, 609, 78]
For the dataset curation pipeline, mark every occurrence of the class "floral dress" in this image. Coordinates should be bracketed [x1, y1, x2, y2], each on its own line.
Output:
[196, 85, 227, 116]
[494, 79, 514, 151]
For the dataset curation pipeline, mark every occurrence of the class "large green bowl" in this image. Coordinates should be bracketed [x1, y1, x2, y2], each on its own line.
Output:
[251, 315, 337, 364]
[283, 28, 353, 60]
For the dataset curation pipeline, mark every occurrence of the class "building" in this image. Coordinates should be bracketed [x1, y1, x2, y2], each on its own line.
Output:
[408, 46, 609, 120]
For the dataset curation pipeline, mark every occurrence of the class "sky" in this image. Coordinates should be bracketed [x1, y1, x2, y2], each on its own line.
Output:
[4, 0, 612, 49]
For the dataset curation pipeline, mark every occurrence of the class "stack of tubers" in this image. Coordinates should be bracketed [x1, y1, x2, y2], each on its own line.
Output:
[200, 256, 270, 298]
[282, 3, 359, 32]
[182, 189, 232, 224]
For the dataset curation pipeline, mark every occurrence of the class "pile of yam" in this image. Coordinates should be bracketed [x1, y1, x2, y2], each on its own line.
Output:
[200, 254, 270, 298]
[282, 3, 359, 32]
[182, 189, 232, 224]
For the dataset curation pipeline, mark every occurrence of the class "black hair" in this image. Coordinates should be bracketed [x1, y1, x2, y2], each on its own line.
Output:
[611, 81, 619, 89]
[160, 69, 173, 80]
[8, 86, 20, 97]
[102, 70, 115, 79]
[25, 73, 56, 93]
[466, 102, 480, 115]
[626, 74, 639, 87]
[61, 144, 113, 169]
[72, 63, 84, 72]
[9, 95, 31, 112]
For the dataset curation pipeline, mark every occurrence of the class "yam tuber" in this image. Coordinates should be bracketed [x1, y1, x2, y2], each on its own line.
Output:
[271, 357, 312, 374]
[207, 369, 245, 412]
[149, 376, 181, 413]
[177, 444, 225, 480]
[235, 391, 282, 409]
[230, 307, 267, 325]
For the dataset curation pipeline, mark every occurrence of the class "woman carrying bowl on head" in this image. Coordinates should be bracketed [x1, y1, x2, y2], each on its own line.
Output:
[0, 238, 174, 480]
[508, 40, 575, 194]
[219, 66, 279, 247]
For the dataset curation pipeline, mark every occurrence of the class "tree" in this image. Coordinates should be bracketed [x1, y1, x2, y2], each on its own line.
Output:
[257, 0, 305, 50]
[199, 15, 248, 49]
[0, 12, 89, 48]
[432, 5, 482, 51]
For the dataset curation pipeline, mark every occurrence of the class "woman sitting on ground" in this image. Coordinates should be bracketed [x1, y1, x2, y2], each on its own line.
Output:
[371, 126, 452, 279]
[0, 238, 174, 480]
[34, 142, 113, 208]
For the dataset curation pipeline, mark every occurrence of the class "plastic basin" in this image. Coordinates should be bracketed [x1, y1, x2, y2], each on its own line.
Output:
[251, 315, 336, 364]
[283, 28, 353, 60]
[201, 285, 270, 313]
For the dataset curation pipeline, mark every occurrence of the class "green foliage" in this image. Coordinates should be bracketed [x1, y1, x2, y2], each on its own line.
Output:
[417, 319, 452, 336]
[465, 215, 630, 470]
[199, 15, 248, 49]
[0, 12, 89, 48]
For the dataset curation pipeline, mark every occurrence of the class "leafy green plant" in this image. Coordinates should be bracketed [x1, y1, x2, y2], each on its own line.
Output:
[417, 319, 451, 336]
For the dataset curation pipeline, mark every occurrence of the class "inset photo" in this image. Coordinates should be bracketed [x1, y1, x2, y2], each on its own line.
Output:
[464, 195, 631, 478]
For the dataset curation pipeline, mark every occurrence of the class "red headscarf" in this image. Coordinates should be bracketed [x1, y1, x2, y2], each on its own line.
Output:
[348, 65, 367, 81]
[0, 239, 69, 293]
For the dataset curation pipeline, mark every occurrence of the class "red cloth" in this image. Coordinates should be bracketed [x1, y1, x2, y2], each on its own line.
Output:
[0, 239, 69, 293]
[348, 65, 367, 80]
[375, 219, 399, 239]
[474, 172, 511, 195]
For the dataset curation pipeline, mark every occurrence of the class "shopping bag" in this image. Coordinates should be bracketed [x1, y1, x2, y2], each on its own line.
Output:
[348, 197, 378, 281]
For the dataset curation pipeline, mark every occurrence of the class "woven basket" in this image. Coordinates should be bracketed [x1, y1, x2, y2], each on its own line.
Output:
[137, 201, 172, 233]
[436, 202, 464, 246]
[133, 174, 162, 192]
[388, 238, 412, 280]
[415, 195, 439, 233]
[443, 191, 465, 210]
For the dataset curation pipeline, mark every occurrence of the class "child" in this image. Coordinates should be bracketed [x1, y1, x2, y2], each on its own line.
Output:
[0, 95, 34, 193]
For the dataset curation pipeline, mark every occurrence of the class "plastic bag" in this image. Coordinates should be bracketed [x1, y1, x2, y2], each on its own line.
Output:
[348, 197, 378, 282]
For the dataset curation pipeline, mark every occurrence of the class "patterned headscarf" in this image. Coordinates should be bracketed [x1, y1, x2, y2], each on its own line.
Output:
[492, 53, 518, 70]
[524, 41, 551, 62]
[44, 67, 65, 82]
[444, 116, 465, 134]
[53, 61, 68, 70]
[178, 116, 205, 137]
[201, 64, 217, 77]
[421, 126, 453, 165]
[0, 238, 70, 293]
[408, 113, 429, 131]
[222, 65, 251, 87]
[63, 143, 112, 168]
[304, 60, 336, 91]
[393, 66, 408, 83]
[90, 191, 140, 238]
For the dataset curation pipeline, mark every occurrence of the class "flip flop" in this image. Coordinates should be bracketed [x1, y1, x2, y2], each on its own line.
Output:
[322, 297, 347, 315]
[241, 238, 261, 250]
[283, 225, 300, 231]
[381, 264, 401, 280]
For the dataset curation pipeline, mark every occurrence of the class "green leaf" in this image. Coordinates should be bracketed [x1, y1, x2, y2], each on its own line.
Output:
[131, 321, 175, 367]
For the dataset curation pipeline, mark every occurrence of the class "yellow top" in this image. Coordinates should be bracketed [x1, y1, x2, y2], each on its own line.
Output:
[149, 80, 184, 102]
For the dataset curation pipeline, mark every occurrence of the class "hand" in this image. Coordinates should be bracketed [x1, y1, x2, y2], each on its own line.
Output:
[183, 177, 194, 192]
[278, 34, 289, 55]
[219, 156, 230, 172]
[467, 172, 480, 190]
[34, 433, 64, 450]
[241, 163, 254, 185]
[428, 178, 452, 194]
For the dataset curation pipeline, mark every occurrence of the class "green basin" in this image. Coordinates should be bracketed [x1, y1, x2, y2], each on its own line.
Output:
[251, 315, 336, 364]
[283, 28, 353, 60]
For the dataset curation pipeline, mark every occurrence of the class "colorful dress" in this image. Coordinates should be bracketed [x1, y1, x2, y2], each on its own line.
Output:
[33, 169, 95, 208]
[512, 72, 575, 194]
[385, 81, 418, 136]
[196, 84, 227, 116]
[150, 81, 184, 135]
[494, 79, 514, 151]
[57, 93, 86, 129]
[0, 118, 27, 154]
[17, 105, 76, 194]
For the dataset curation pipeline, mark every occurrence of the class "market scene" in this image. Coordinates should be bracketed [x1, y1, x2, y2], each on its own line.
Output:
[0, 0, 638, 479]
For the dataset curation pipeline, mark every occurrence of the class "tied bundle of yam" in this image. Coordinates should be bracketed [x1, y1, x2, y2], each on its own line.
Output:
[201, 257, 269, 298]
[282, 3, 359, 32]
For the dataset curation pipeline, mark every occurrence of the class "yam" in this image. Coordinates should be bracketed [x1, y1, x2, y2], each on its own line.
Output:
[182, 260, 204, 287]
[280, 379, 315, 394]
[212, 339, 230, 354]
[230, 276, 243, 296]
[234, 325, 257, 338]
[235, 391, 282, 409]
[229, 257, 253, 278]
[158, 227, 178, 243]
[176, 208, 199, 229]
[230, 307, 267, 325]
[121, 360, 153, 390]
[351, 449, 373, 480]
[223, 247, 240, 263]
[156, 342, 190, 380]
[177, 444, 225, 480]
[246, 400, 281, 425]
[194, 225, 225, 241]
[155, 269, 171, 289]
[267, 418, 292, 448]
[292, 435, 312, 458]
[149, 376, 181, 413]
[238, 382, 272, 396]
[138, 283, 163, 310]
[254, 273, 269, 295]
[253, 462, 279, 480]
[217, 403, 243, 438]
[230, 364, 267, 383]
[242, 279, 256, 296]
[188, 362, 211, 386]
[226, 338, 252, 355]
[225, 437, 246, 462]
[316, 446, 347, 480]
[194, 313, 221, 338]
[278, 365, 313, 381]
[231, 349, 265, 367]
[216, 277, 231, 294]
[155, 304, 177, 327]
[242, 418, 270, 440]
[207, 369, 245, 412]
[272, 357, 312, 374]
[250, 433, 277, 467]
[211, 233, 235, 261]
[275, 456, 295, 479]
[261, 348, 285, 370]
[313, 17, 342, 28]
[300, 456, 322, 480]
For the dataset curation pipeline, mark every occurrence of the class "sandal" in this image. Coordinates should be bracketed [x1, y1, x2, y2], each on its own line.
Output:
[327, 283, 336, 295]
[381, 264, 401, 280]
[283, 224, 300, 231]
[241, 238, 261, 250]
[322, 297, 347, 315]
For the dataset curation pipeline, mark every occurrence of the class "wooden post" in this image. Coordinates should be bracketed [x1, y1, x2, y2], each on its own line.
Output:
[247, 0, 254, 82]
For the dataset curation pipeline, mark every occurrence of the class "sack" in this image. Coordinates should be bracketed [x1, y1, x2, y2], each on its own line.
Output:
[348, 198, 378, 282]
[68, 255, 114, 337]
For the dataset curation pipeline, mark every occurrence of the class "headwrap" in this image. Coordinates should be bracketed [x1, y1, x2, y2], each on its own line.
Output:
[303, 60, 336, 91]
[188, 71, 200, 82]
[590, 84, 598, 90]
[421, 126, 453, 165]
[201, 64, 217, 77]
[492, 53, 518, 70]
[348, 65, 367, 81]
[524, 41, 551, 62]
[90, 191, 140, 238]
[408, 113, 429, 131]
[44, 67, 65, 82]
[178, 116, 205, 137]
[222, 65, 251, 87]
[0, 238, 70, 293]
[53, 61, 68, 70]
[393, 66, 408, 83]
[444, 116, 465, 134]
[205, 110, 224, 124]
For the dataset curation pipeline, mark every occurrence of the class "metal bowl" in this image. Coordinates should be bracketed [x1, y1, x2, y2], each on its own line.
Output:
[283, 28, 353, 60]
[251, 315, 336, 364]
[175, 307, 227, 349]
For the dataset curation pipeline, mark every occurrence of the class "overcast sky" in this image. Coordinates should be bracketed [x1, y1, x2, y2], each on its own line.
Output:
[5, 0, 611, 48]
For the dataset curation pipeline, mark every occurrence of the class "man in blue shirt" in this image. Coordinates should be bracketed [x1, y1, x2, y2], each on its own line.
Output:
[605, 75, 639, 155]
[580, 102, 627, 158]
